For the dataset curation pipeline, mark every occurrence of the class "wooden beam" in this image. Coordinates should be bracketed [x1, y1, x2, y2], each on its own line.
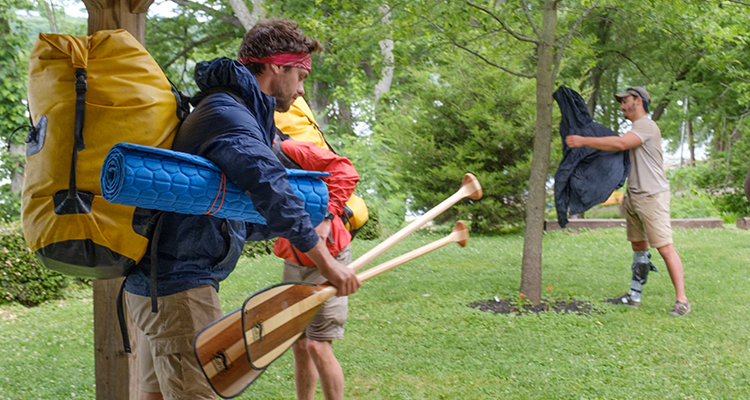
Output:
[93, 279, 140, 399]
[81, 1, 151, 398]
[83, 0, 147, 41]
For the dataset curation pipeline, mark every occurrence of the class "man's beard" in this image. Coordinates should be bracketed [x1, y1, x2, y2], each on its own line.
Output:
[270, 80, 295, 112]
[274, 96, 294, 112]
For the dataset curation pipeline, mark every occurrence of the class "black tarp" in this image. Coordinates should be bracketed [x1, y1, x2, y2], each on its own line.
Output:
[553, 86, 630, 228]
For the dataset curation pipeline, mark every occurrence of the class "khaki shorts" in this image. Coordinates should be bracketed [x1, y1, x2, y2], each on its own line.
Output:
[125, 285, 224, 399]
[623, 190, 673, 249]
[281, 245, 351, 341]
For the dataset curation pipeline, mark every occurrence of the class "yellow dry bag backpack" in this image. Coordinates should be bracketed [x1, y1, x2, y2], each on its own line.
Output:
[22, 30, 187, 279]
[274, 97, 369, 237]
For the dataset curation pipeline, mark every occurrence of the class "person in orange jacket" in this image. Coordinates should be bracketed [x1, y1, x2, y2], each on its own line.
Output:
[272, 106, 359, 400]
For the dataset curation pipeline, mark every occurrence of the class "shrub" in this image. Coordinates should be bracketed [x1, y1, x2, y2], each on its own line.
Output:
[352, 203, 381, 240]
[0, 222, 67, 306]
[242, 239, 277, 258]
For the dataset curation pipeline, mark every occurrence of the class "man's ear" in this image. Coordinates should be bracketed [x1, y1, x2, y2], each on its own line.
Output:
[267, 64, 283, 75]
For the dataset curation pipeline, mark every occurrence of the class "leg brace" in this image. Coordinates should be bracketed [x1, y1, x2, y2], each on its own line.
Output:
[631, 250, 658, 285]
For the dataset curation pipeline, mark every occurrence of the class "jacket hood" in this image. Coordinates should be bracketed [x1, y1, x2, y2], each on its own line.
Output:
[553, 86, 593, 133]
[191, 57, 277, 136]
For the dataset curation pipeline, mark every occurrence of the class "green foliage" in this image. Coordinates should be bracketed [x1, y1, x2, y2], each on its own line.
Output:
[352, 201, 380, 240]
[0, 221, 67, 306]
[0, 0, 33, 220]
[146, 1, 244, 93]
[0, 184, 21, 222]
[241, 239, 276, 259]
[378, 53, 536, 234]
[670, 190, 722, 219]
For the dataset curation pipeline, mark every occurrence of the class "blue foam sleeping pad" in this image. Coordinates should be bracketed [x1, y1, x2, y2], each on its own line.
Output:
[101, 142, 330, 226]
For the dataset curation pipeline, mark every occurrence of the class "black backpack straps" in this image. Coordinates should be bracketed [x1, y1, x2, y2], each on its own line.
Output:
[73, 68, 87, 152]
[290, 246, 306, 267]
[150, 211, 166, 313]
[116, 280, 132, 353]
[272, 130, 303, 169]
[116, 210, 166, 353]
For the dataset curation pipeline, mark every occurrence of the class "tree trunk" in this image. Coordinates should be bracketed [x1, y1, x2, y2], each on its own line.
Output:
[337, 95, 355, 135]
[651, 67, 690, 122]
[520, 0, 556, 305]
[373, 4, 394, 102]
[229, 0, 263, 31]
[586, 15, 609, 116]
[687, 118, 694, 166]
[310, 80, 329, 127]
[229, 0, 254, 31]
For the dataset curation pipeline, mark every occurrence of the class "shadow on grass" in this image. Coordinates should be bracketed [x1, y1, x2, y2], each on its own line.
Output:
[469, 298, 598, 315]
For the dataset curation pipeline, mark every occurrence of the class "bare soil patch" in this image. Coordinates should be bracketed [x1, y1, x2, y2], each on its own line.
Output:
[470, 298, 596, 315]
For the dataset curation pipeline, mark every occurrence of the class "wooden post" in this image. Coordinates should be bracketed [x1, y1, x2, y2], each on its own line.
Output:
[81, 0, 155, 398]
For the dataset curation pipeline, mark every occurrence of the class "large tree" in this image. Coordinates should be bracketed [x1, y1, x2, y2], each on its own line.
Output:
[420, 0, 597, 303]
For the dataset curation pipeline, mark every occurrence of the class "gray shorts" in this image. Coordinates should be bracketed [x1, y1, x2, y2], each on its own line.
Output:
[281, 245, 351, 341]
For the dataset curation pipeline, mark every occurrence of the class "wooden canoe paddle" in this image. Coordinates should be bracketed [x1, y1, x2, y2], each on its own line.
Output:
[193, 173, 481, 398]
[241, 221, 469, 371]
[194, 221, 469, 398]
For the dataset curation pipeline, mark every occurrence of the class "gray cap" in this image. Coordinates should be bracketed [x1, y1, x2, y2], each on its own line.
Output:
[615, 86, 651, 105]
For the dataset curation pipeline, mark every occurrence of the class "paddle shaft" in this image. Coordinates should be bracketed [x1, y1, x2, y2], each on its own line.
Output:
[242, 222, 469, 370]
[347, 173, 481, 273]
[356, 221, 468, 282]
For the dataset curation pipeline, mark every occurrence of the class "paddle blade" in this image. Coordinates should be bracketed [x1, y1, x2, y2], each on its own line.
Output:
[193, 308, 266, 399]
[242, 282, 336, 370]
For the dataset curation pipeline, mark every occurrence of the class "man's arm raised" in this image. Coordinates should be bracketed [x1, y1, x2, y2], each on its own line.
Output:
[565, 132, 642, 151]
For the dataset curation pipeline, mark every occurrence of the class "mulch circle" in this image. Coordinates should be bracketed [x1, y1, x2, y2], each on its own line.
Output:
[470, 298, 596, 315]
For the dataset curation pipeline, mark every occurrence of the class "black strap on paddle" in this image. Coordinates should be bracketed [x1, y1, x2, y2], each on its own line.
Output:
[116, 211, 166, 353]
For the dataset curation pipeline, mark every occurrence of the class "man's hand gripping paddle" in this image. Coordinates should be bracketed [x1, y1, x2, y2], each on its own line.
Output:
[193, 174, 481, 398]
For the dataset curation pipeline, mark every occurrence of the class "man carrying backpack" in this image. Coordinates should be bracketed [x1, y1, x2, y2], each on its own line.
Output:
[272, 99, 360, 400]
[123, 19, 360, 400]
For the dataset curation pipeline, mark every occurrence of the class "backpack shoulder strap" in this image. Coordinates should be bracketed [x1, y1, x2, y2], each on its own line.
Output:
[271, 130, 303, 169]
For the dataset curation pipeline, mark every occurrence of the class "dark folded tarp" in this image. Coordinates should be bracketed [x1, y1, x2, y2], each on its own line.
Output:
[553, 86, 630, 228]
[101, 142, 330, 226]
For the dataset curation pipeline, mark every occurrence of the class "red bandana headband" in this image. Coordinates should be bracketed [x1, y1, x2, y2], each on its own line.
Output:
[240, 52, 312, 72]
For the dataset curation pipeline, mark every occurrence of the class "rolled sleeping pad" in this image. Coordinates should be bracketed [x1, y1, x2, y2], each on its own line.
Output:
[101, 142, 330, 226]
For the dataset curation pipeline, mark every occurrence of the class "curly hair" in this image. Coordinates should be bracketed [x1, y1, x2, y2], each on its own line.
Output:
[238, 19, 322, 75]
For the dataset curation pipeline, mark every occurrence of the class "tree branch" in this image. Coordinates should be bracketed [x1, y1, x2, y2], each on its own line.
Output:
[161, 32, 237, 70]
[726, 0, 750, 6]
[452, 41, 536, 78]
[466, 1, 540, 44]
[651, 67, 690, 121]
[519, 0, 540, 37]
[552, 0, 599, 80]
[168, 0, 243, 28]
[420, 13, 535, 79]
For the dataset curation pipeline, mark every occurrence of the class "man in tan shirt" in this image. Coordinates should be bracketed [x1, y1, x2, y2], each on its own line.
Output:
[565, 86, 690, 316]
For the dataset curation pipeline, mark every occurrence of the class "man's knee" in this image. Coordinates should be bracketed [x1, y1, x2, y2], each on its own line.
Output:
[306, 339, 333, 359]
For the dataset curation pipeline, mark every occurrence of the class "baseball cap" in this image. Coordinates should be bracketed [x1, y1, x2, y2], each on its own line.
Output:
[614, 86, 651, 105]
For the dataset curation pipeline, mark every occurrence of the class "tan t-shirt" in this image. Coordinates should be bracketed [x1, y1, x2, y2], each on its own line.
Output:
[627, 116, 669, 197]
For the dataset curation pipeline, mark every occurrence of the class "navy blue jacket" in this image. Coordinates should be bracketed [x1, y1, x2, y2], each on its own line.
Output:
[553, 86, 630, 228]
[125, 58, 319, 297]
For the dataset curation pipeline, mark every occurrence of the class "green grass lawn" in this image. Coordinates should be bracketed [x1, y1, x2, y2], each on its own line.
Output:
[2, 225, 750, 399]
